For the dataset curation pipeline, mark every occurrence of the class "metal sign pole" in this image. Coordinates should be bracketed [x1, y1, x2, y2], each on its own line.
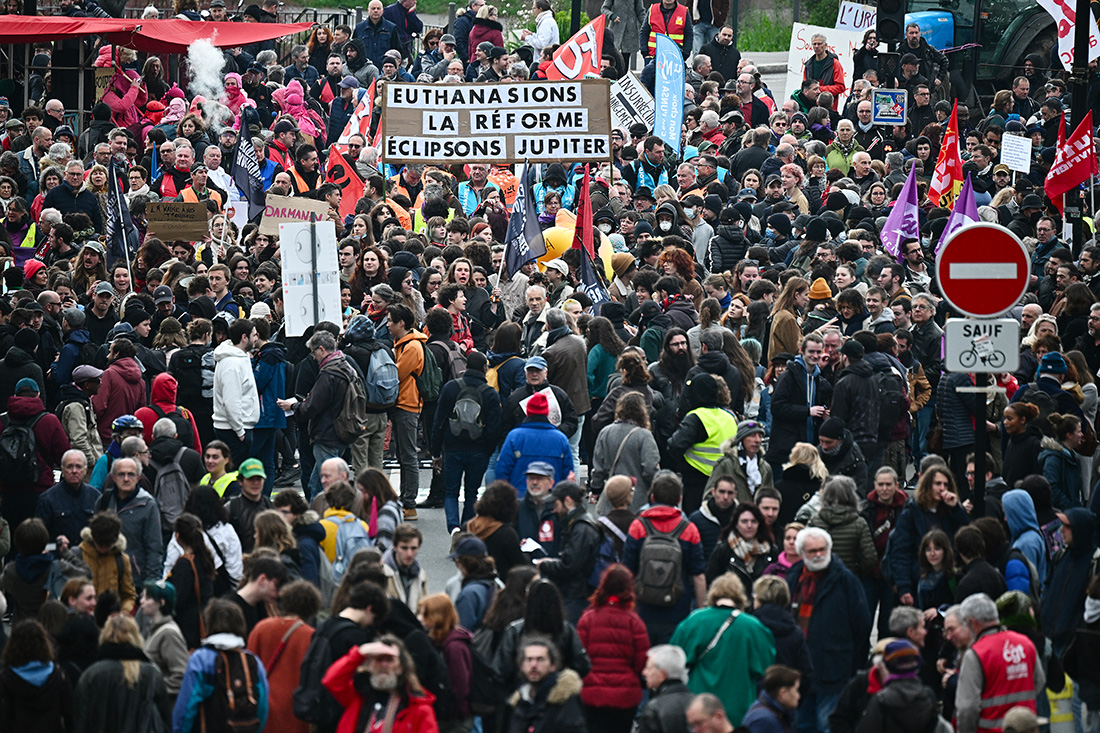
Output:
[310, 213, 319, 330]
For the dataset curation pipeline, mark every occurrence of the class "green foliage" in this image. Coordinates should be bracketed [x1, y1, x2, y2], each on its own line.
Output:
[806, 0, 839, 27]
[555, 9, 589, 39]
[738, 10, 791, 52]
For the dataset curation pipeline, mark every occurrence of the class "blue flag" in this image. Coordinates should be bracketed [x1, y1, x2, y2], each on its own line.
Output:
[503, 163, 546, 277]
[105, 155, 139, 267]
[654, 34, 685, 155]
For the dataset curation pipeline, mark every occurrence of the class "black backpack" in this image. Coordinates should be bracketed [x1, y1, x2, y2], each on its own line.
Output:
[874, 367, 907, 438]
[293, 617, 360, 726]
[170, 346, 212, 402]
[199, 648, 262, 733]
[449, 382, 493, 441]
[151, 404, 197, 450]
[467, 638, 507, 715]
[0, 411, 46, 485]
[1019, 383, 1058, 436]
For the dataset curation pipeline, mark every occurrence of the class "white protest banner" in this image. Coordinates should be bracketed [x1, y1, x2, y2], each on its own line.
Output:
[610, 73, 655, 132]
[836, 1, 876, 32]
[259, 194, 331, 236]
[380, 80, 612, 164]
[1036, 0, 1100, 70]
[784, 23, 864, 111]
[1000, 134, 1032, 174]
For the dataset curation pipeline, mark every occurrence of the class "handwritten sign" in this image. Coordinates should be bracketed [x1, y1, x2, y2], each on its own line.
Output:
[836, 1, 876, 32]
[259, 194, 330, 236]
[784, 24, 865, 110]
[146, 202, 208, 242]
[1000, 133, 1032, 174]
[610, 73, 656, 132]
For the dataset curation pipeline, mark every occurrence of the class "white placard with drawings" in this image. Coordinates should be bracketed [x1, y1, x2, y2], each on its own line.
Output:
[1000, 133, 1032, 174]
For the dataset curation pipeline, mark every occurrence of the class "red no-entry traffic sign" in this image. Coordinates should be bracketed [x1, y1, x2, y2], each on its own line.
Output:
[934, 223, 1030, 318]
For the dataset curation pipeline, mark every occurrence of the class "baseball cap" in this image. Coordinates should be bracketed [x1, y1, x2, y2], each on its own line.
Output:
[72, 365, 104, 383]
[440, 33, 457, 45]
[993, 164, 1010, 175]
[446, 536, 488, 559]
[544, 259, 568, 275]
[488, 46, 507, 60]
[1003, 707, 1048, 733]
[272, 119, 299, 134]
[153, 285, 174, 304]
[524, 461, 555, 478]
[238, 458, 266, 479]
[525, 356, 548, 371]
[339, 75, 360, 89]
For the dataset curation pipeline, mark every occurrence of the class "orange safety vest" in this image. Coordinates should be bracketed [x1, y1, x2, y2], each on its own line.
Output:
[290, 167, 312, 195]
[181, 186, 223, 211]
[647, 3, 687, 56]
[488, 167, 518, 205]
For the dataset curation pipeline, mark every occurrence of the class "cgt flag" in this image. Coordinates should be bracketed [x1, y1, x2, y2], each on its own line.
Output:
[503, 163, 546, 277]
[105, 155, 139, 265]
[1046, 110, 1097, 213]
[928, 100, 963, 207]
[546, 15, 605, 80]
[231, 130, 266, 223]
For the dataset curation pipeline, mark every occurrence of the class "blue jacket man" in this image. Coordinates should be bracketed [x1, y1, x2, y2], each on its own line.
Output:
[354, 4, 403, 70]
[252, 332, 287, 497]
[495, 392, 574, 492]
[35, 451, 100, 546]
[382, 0, 423, 48]
[328, 80, 362, 147]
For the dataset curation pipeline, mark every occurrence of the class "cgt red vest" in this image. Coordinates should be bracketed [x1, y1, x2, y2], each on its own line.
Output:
[971, 629, 1038, 733]
[646, 3, 687, 56]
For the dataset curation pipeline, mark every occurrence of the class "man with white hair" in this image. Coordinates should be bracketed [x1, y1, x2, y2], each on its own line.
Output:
[639, 645, 695, 732]
[521, 284, 548, 356]
[955, 593, 1045, 733]
[787, 527, 872, 733]
[698, 109, 724, 147]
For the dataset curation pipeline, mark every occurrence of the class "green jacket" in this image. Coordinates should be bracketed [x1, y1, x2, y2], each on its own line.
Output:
[704, 436, 774, 505]
[670, 605, 775, 724]
[808, 503, 878, 577]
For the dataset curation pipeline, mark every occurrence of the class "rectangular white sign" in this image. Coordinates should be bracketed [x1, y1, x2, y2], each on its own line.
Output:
[609, 73, 656, 132]
[784, 23, 865, 111]
[944, 318, 1020, 374]
[1000, 133, 1032, 174]
[836, 1, 876, 32]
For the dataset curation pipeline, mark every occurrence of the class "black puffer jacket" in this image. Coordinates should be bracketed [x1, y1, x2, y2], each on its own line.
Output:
[831, 360, 879, 445]
[638, 679, 694, 733]
[820, 429, 869, 490]
[707, 223, 749, 273]
[752, 601, 814, 693]
[536, 507, 600, 600]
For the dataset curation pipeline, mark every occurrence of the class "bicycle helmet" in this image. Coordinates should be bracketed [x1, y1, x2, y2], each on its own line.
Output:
[111, 415, 144, 433]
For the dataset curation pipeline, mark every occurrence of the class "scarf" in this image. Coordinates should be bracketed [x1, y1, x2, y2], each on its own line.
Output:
[730, 535, 770, 565]
[795, 566, 819, 635]
[831, 138, 857, 156]
[866, 667, 884, 695]
[368, 496, 379, 539]
[467, 515, 503, 540]
[741, 453, 762, 490]
[707, 497, 735, 529]
[661, 293, 689, 311]
[858, 120, 874, 132]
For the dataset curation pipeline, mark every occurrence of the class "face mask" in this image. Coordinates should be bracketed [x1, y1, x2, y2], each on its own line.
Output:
[765, 228, 776, 239]
[659, 220, 673, 232]
[598, 223, 612, 234]
[683, 207, 696, 219]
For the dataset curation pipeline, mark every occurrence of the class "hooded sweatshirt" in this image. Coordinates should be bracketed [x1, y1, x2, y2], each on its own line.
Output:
[1041, 507, 1097, 647]
[1002, 489, 1048, 585]
[135, 372, 202, 450]
[212, 341, 259, 435]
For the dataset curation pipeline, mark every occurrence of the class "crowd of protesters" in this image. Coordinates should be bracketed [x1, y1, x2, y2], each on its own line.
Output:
[0, 0, 1096, 733]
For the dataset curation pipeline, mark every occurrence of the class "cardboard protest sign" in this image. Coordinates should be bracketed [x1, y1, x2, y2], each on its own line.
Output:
[145, 202, 208, 241]
[259, 194, 330, 236]
[784, 24, 864, 111]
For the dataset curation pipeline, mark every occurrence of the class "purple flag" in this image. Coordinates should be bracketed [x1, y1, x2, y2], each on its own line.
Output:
[882, 165, 921, 262]
[936, 173, 979, 257]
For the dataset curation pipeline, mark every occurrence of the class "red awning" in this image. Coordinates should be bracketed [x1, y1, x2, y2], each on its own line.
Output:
[0, 16, 313, 53]
[104, 19, 316, 53]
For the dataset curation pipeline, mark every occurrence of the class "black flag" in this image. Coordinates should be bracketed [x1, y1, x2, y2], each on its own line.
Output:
[105, 155, 139, 266]
[232, 132, 266, 223]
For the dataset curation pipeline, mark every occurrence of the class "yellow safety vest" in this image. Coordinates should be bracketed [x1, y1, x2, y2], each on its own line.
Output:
[202, 470, 239, 497]
[1, 220, 35, 249]
[684, 407, 738, 475]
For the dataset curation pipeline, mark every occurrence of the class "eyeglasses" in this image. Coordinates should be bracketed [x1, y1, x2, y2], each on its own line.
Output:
[742, 259, 759, 266]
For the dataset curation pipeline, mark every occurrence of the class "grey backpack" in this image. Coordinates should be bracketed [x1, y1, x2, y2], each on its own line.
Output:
[634, 517, 688, 607]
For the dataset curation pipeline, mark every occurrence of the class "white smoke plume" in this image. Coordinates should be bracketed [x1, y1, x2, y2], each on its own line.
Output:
[187, 37, 232, 132]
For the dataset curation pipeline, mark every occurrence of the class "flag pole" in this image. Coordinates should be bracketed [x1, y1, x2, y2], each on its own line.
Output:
[496, 162, 523, 289]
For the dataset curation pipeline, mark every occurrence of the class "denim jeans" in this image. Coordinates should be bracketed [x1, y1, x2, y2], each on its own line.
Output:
[251, 427, 278, 498]
[391, 407, 420, 508]
[214, 427, 253, 469]
[569, 415, 584, 475]
[862, 575, 895, 639]
[797, 690, 841, 733]
[912, 401, 935, 466]
[308, 442, 345, 502]
[443, 449, 490, 531]
[693, 21, 717, 53]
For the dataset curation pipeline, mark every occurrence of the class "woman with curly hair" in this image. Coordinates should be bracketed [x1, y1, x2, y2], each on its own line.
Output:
[134, 237, 171, 293]
[175, 113, 207, 159]
[349, 244, 387, 308]
[368, 201, 397, 242]
[31, 165, 62, 222]
[253, 509, 302, 581]
[658, 245, 704, 308]
[590, 348, 661, 436]
[467, 480, 526, 577]
[577, 564, 650, 733]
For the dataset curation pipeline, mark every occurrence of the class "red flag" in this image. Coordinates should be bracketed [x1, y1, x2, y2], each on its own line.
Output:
[545, 15, 604, 81]
[337, 79, 375, 145]
[572, 164, 594, 260]
[325, 144, 364, 220]
[1046, 112, 1095, 212]
[928, 101, 963, 207]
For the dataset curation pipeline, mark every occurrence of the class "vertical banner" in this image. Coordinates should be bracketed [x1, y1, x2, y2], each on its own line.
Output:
[653, 34, 684, 156]
[1036, 0, 1100, 70]
[546, 15, 605, 80]
[928, 101, 963, 207]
